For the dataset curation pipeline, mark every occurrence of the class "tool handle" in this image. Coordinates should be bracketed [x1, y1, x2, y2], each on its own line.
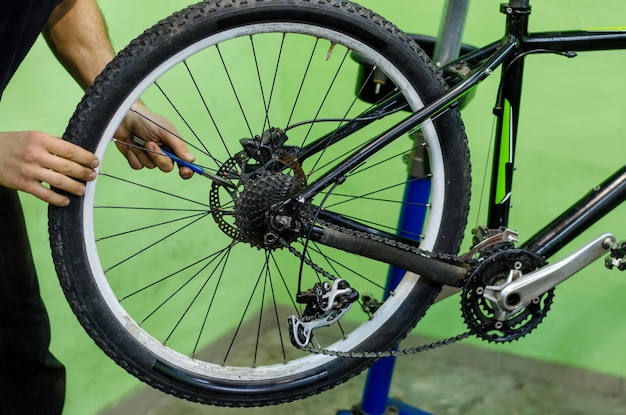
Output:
[132, 135, 204, 175]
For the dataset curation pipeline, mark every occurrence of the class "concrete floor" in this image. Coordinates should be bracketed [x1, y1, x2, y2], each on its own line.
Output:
[100, 333, 626, 415]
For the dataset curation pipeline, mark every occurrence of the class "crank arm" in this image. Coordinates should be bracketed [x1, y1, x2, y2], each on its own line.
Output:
[485, 233, 615, 316]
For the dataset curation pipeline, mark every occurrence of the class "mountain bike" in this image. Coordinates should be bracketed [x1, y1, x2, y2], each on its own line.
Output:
[48, 0, 626, 407]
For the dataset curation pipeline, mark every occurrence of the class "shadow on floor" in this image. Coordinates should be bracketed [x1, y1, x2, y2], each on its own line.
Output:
[100, 332, 626, 415]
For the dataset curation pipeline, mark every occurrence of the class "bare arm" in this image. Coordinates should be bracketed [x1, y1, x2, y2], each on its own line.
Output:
[42, 0, 195, 177]
[43, 0, 114, 90]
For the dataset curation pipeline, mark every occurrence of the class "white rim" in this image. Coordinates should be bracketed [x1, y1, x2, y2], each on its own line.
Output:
[82, 22, 446, 381]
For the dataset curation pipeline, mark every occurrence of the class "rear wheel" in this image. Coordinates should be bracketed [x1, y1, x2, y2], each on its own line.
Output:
[49, 0, 471, 406]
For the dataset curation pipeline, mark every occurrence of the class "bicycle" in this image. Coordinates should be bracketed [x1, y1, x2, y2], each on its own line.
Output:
[47, 0, 626, 407]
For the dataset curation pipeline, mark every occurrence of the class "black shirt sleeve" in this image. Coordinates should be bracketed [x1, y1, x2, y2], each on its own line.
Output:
[0, 0, 62, 98]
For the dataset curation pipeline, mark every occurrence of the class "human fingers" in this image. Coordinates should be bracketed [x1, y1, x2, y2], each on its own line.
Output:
[15, 164, 87, 207]
[26, 166, 91, 207]
[161, 141, 195, 180]
[25, 181, 74, 207]
[141, 133, 196, 175]
[42, 148, 98, 183]
[114, 138, 156, 170]
[129, 108, 195, 172]
[145, 142, 194, 179]
[37, 166, 88, 196]
[47, 137, 99, 170]
[144, 140, 175, 172]
[159, 131, 195, 164]
[0, 131, 99, 206]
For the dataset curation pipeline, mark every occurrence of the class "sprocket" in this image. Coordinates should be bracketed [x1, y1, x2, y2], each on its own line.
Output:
[208, 127, 307, 246]
[234, 173, 303, 249]
[461, 249, 554, 343]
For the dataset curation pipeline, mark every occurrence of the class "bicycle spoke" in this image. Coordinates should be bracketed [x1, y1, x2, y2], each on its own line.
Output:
[252, 253, 271, 366]
[162, 246, 232, 345]
[119, 247, 231, 301]
[300, 47, 350, 153]
[99, 172, 212, 209]
[269, 252, 301, 315]
[324, 177, 427, 210]
[182, 60, 229, 159]
[309, 242, 388, 294]
[192, 246, 231, 356]
[223, 256, 268, 364]
[266, 252, 289, 362]
[96, 211, 208, 241]
[102, 213, 210, 272]
[261, 33, 286, 134]
[216, 44, 254, 138]
[285, 35, 319, 128]
[249, 35, 273, 136]
[307, 53, 375, 175]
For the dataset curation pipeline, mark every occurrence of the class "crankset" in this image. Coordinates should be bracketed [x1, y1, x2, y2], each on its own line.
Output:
[462, 248, 552, 342]
[462, 233, 616, 342]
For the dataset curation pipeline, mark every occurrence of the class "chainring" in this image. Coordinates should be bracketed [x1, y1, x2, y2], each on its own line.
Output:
[461, 249, 554, 343]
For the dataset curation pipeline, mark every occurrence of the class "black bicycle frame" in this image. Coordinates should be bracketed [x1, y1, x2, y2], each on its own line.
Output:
[299, 0, 626, 263]
[484, 0, 626, 259]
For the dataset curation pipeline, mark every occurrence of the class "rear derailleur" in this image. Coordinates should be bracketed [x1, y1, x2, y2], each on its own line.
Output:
[288, 279, 359, 348]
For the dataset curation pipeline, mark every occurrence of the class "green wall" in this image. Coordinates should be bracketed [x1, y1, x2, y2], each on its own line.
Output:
[0, 1, 625, 413]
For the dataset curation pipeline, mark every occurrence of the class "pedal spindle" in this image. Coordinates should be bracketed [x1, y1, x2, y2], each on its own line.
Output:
[605, 241, 626, 271]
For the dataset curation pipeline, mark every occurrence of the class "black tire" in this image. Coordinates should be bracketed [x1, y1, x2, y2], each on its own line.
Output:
[49, 0, 471, 407]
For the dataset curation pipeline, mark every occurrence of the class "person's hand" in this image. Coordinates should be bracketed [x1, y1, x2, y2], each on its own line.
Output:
[114, 103, 195, 179]
[0, 131, 99, 206]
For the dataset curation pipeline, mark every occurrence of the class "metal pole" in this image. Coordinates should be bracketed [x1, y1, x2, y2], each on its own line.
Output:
[341, 2, 470, 414]
[433, 0, 471, 67]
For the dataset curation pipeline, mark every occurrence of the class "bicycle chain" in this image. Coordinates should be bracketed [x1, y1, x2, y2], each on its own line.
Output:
[282, 219, 473, 358]
[301, 331, 471, 359]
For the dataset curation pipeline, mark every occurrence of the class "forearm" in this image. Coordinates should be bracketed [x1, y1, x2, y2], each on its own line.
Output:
[43, 0, 115, 90]
[42, 0, 194, 178]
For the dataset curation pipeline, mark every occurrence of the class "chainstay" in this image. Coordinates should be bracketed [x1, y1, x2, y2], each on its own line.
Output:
[316, 219, 468, 266]
[282, 218, 473, 358]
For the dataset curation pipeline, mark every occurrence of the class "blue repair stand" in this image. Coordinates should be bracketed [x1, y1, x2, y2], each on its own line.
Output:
[337, 156, 434, 415]
[356, 173, 434, 415]
[337, 2, 470, 414]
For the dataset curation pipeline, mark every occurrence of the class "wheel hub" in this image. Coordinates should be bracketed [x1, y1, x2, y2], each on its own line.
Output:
[209, 126, 307, 247]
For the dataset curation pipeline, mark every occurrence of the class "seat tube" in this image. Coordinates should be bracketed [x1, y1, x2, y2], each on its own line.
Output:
[487, 1, 531, 228]
[508, 0, 530, 7]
